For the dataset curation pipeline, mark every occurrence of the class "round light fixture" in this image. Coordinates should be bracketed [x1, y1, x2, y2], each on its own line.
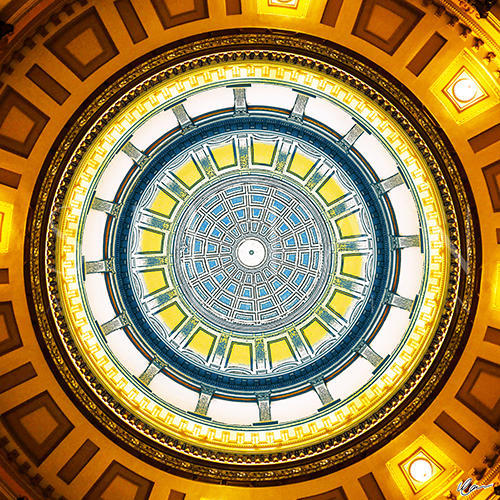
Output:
[409, 458, 433, 482]
[452, 77, 479, 103]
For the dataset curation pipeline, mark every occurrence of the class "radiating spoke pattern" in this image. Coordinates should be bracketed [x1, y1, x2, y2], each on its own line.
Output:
[171, 174, 333, 333]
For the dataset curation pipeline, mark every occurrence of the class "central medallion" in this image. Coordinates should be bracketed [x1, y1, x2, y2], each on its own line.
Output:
[171, 173, 334, 334]
[237, 238, 266, 267]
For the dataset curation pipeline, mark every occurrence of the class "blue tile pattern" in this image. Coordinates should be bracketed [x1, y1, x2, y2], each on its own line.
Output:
[172, 173, 333, 333]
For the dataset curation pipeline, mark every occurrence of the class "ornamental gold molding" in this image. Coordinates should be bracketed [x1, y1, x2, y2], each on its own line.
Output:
[25, 31, 479, 485]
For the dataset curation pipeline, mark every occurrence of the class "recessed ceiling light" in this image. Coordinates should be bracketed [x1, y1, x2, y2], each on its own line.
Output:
[443, 67, 488, 111]
[268, 0, 299, 7]
[409, 458, 434, 482]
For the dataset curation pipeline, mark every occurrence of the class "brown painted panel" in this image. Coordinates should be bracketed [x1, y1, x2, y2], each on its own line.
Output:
[469, 124, 500, 153]
[83, 461, 154, 499]
[44, 7, 118, 81]
[0, 167, 21, 189]
[482, 160, 500, 212]
[434, 411, 479, 452]
[226, 0, 241, 15]
[0, 269, 8, 283]
[407, 32, 446, 76]
[0, 363, 36, 394]
[352, 0, 424, 55]
[484, 326, 500, 345]
[456, 358, 500, 430]
[0, 301, 22, 356]
[114, 0, 148, 44]
[150, 0, 208, 29]
[0, 0, 27, 20]
[57, 439, 99, 484]
[298, 487, 348, 500]
[0, 86, 49, 158]
[321, 0, 344, 27]
[168, 491, 186, 500]
[1, 391, 74, 466]
[358, 472, 386, 499]
[26, 64, 70, 105]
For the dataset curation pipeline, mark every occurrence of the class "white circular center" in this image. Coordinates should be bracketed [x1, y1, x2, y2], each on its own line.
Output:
[409, 458, 433, 482]
[452, 78, 478, 103]
[237, 238, 266, 267]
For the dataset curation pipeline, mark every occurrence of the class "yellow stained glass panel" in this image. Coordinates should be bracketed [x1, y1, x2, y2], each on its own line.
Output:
[211, 143, 236, 168]
[228, 342, 252, 367]
[139, 229, 164, 253]
[173, 159, 202, 188]
[318, 177, 344, 204]
[302, 321, 328, 347]
[156, 302, 186, 332]
[149, 189, 177, 218]
[288, 151, 314, 178]
[187, 329, 216, 360]
[253, 141, 276, 165]
[341, 254, 364, 278]
[269, 338, 293, 364]
[336, 212, 361, 237]
[141, 269, 167, 295]
[329, 290, 356, 319]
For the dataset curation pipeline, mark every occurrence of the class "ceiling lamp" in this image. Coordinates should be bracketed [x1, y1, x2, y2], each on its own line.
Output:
[387, 437, 463, 498]
[443, 67, 488, 111]
[409, 457, 434, 483]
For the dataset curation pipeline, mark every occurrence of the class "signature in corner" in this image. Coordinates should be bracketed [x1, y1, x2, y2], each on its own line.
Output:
[457, 478, 494, 496]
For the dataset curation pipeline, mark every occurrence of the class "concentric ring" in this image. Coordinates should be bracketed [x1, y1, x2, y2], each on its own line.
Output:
[25, 31, 479, 485]
[171, 172, 334, 333]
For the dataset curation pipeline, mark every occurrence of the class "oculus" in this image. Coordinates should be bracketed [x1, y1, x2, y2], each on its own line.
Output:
[26, 31, 480, 484]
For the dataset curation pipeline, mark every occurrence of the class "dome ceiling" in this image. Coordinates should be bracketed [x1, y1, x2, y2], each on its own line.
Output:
[26, 32, 479, 484]
[0, 0, 498, 498]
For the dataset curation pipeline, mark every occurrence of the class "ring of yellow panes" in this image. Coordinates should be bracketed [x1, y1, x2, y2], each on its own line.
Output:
[56, 60, 449, 454]
[131, 132, 370, 372]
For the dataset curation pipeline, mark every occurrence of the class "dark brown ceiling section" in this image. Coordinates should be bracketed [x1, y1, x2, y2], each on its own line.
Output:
[321, 0, 344, 27]
[57, 439, 99, 484]
[26, 64, 70, 105]
[114, 0, 148, 44]
[456, 357, 500, 430]
[407, 32, 447, 76]
[82, 460, 154, 500]
[0, 302, 22, 356]
[468, 123, 500, 153]
[168, 491, 186, 500]
[482, 160, 500, 212]
[298, 486, 348, 500]
[0, 167, 21, 189]
[1, 391, 74, 466]
[352, 0, 424, 54]
[0, 86, 49, 158]
[484, 326, 500, 345]
[434, 411, 479, 452]
[150, 0, 208, 29]
[44, 7, 118, 81]
[226, 0, 242, 16]
[0, 363, 36, 395]
[358, 472, 386, 500]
